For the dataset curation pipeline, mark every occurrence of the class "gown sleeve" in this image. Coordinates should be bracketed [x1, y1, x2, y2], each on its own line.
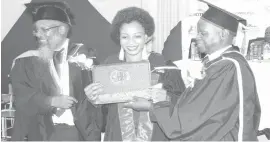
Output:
[150, 53, 186, 112]
[150, 60, 259, 140]
[11, 58, 53, 116]
[161, 63, 186, 110]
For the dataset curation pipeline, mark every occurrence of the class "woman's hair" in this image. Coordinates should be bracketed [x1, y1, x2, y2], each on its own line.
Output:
[110, 7, 155, 45]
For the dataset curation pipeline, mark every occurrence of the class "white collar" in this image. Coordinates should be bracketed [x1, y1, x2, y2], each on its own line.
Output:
[59, 39, 70, 61]
[62, 38, 69, 49]
[207, 45, 231, 62]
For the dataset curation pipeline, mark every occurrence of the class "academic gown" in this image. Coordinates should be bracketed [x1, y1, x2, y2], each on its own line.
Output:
[101, 53, 186, 141]
[150, 47, 261, 141]
[10, 50, 102, 141]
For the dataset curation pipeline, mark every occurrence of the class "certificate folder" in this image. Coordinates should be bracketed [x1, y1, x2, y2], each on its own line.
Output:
[92, 61, 151, 94]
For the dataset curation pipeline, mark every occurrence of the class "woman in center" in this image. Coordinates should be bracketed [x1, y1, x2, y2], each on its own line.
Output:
[85, 7, 185, 141]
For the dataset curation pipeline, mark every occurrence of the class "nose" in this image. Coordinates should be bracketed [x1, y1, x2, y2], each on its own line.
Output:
[195, 35, 201, 42]
[34, 31, 46, 39]
[196, 33, 202, 39]
[127, 37, 136, 45]
[33, 31, 41, 37]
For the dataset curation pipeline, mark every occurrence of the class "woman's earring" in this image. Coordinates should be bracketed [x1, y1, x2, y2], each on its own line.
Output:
[119, 47, 125, 60]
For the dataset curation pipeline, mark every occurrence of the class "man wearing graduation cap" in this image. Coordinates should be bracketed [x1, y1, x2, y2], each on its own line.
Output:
[10, 1, 102, 141]
[129, 0, 261, 141]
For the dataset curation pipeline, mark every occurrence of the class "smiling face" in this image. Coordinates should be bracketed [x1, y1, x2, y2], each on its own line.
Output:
[196, 19, 223, 54]
[119, 21, 148, 60]
[33, 19, 68, 51]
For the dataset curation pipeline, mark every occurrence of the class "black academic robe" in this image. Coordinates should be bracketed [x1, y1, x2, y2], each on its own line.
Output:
[10, 52, 102, 141]
[150, 48, 261, 141]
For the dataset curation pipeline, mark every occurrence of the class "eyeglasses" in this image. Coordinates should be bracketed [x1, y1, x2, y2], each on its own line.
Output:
[33, 25, 61, 36]
[197, 31, 208, 37]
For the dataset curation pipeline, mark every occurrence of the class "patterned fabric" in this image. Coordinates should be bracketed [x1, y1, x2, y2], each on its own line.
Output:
[117, 89, 154, 141]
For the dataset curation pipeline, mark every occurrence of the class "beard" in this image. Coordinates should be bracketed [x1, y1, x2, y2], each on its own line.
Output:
[37, 45, 54, 61]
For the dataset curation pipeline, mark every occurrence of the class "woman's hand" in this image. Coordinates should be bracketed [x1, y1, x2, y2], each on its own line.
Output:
[123, 97, 153, 111]
[84, 82, 104, 104]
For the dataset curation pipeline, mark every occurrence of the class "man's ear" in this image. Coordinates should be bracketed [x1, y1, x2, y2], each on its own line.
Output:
[220, 29, 230, 40]
[58, 25, 67, 35]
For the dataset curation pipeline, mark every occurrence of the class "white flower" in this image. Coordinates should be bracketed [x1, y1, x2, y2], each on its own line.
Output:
[187, 62, 205, 80]
[84, 58, 94, 68]
[185, 61, 206, 88]
[68, 54, 94, 70]
[68, 56, 76, 63]
[76, 54, 87, 63]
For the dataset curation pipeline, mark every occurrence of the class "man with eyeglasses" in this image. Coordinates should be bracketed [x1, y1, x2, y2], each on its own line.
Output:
[10, 1, 102, 141]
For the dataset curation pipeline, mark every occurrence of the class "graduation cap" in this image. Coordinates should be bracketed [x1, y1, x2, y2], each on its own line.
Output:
[25, 1, 75, 25]
[199, 0, 246, 34]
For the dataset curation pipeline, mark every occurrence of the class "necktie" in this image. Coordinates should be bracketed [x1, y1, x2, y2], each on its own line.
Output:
[54, 49, 65, 77]
[53, 49, 66, 117]
[201, 56, 209, 77]
[201, 56, 209, 67]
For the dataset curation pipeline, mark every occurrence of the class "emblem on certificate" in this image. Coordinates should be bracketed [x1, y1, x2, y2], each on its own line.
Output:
[110, 69, 131, 85]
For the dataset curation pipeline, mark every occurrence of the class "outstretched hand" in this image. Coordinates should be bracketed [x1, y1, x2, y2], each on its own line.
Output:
[123, 97, 153, 111]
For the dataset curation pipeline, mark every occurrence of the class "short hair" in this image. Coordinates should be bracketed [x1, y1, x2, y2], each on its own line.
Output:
[265, 26, 270, 34]
[110, 7, 155, 45]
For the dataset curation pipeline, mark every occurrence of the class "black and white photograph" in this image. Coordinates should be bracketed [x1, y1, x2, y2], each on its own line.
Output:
[1, 0, 270, 141]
